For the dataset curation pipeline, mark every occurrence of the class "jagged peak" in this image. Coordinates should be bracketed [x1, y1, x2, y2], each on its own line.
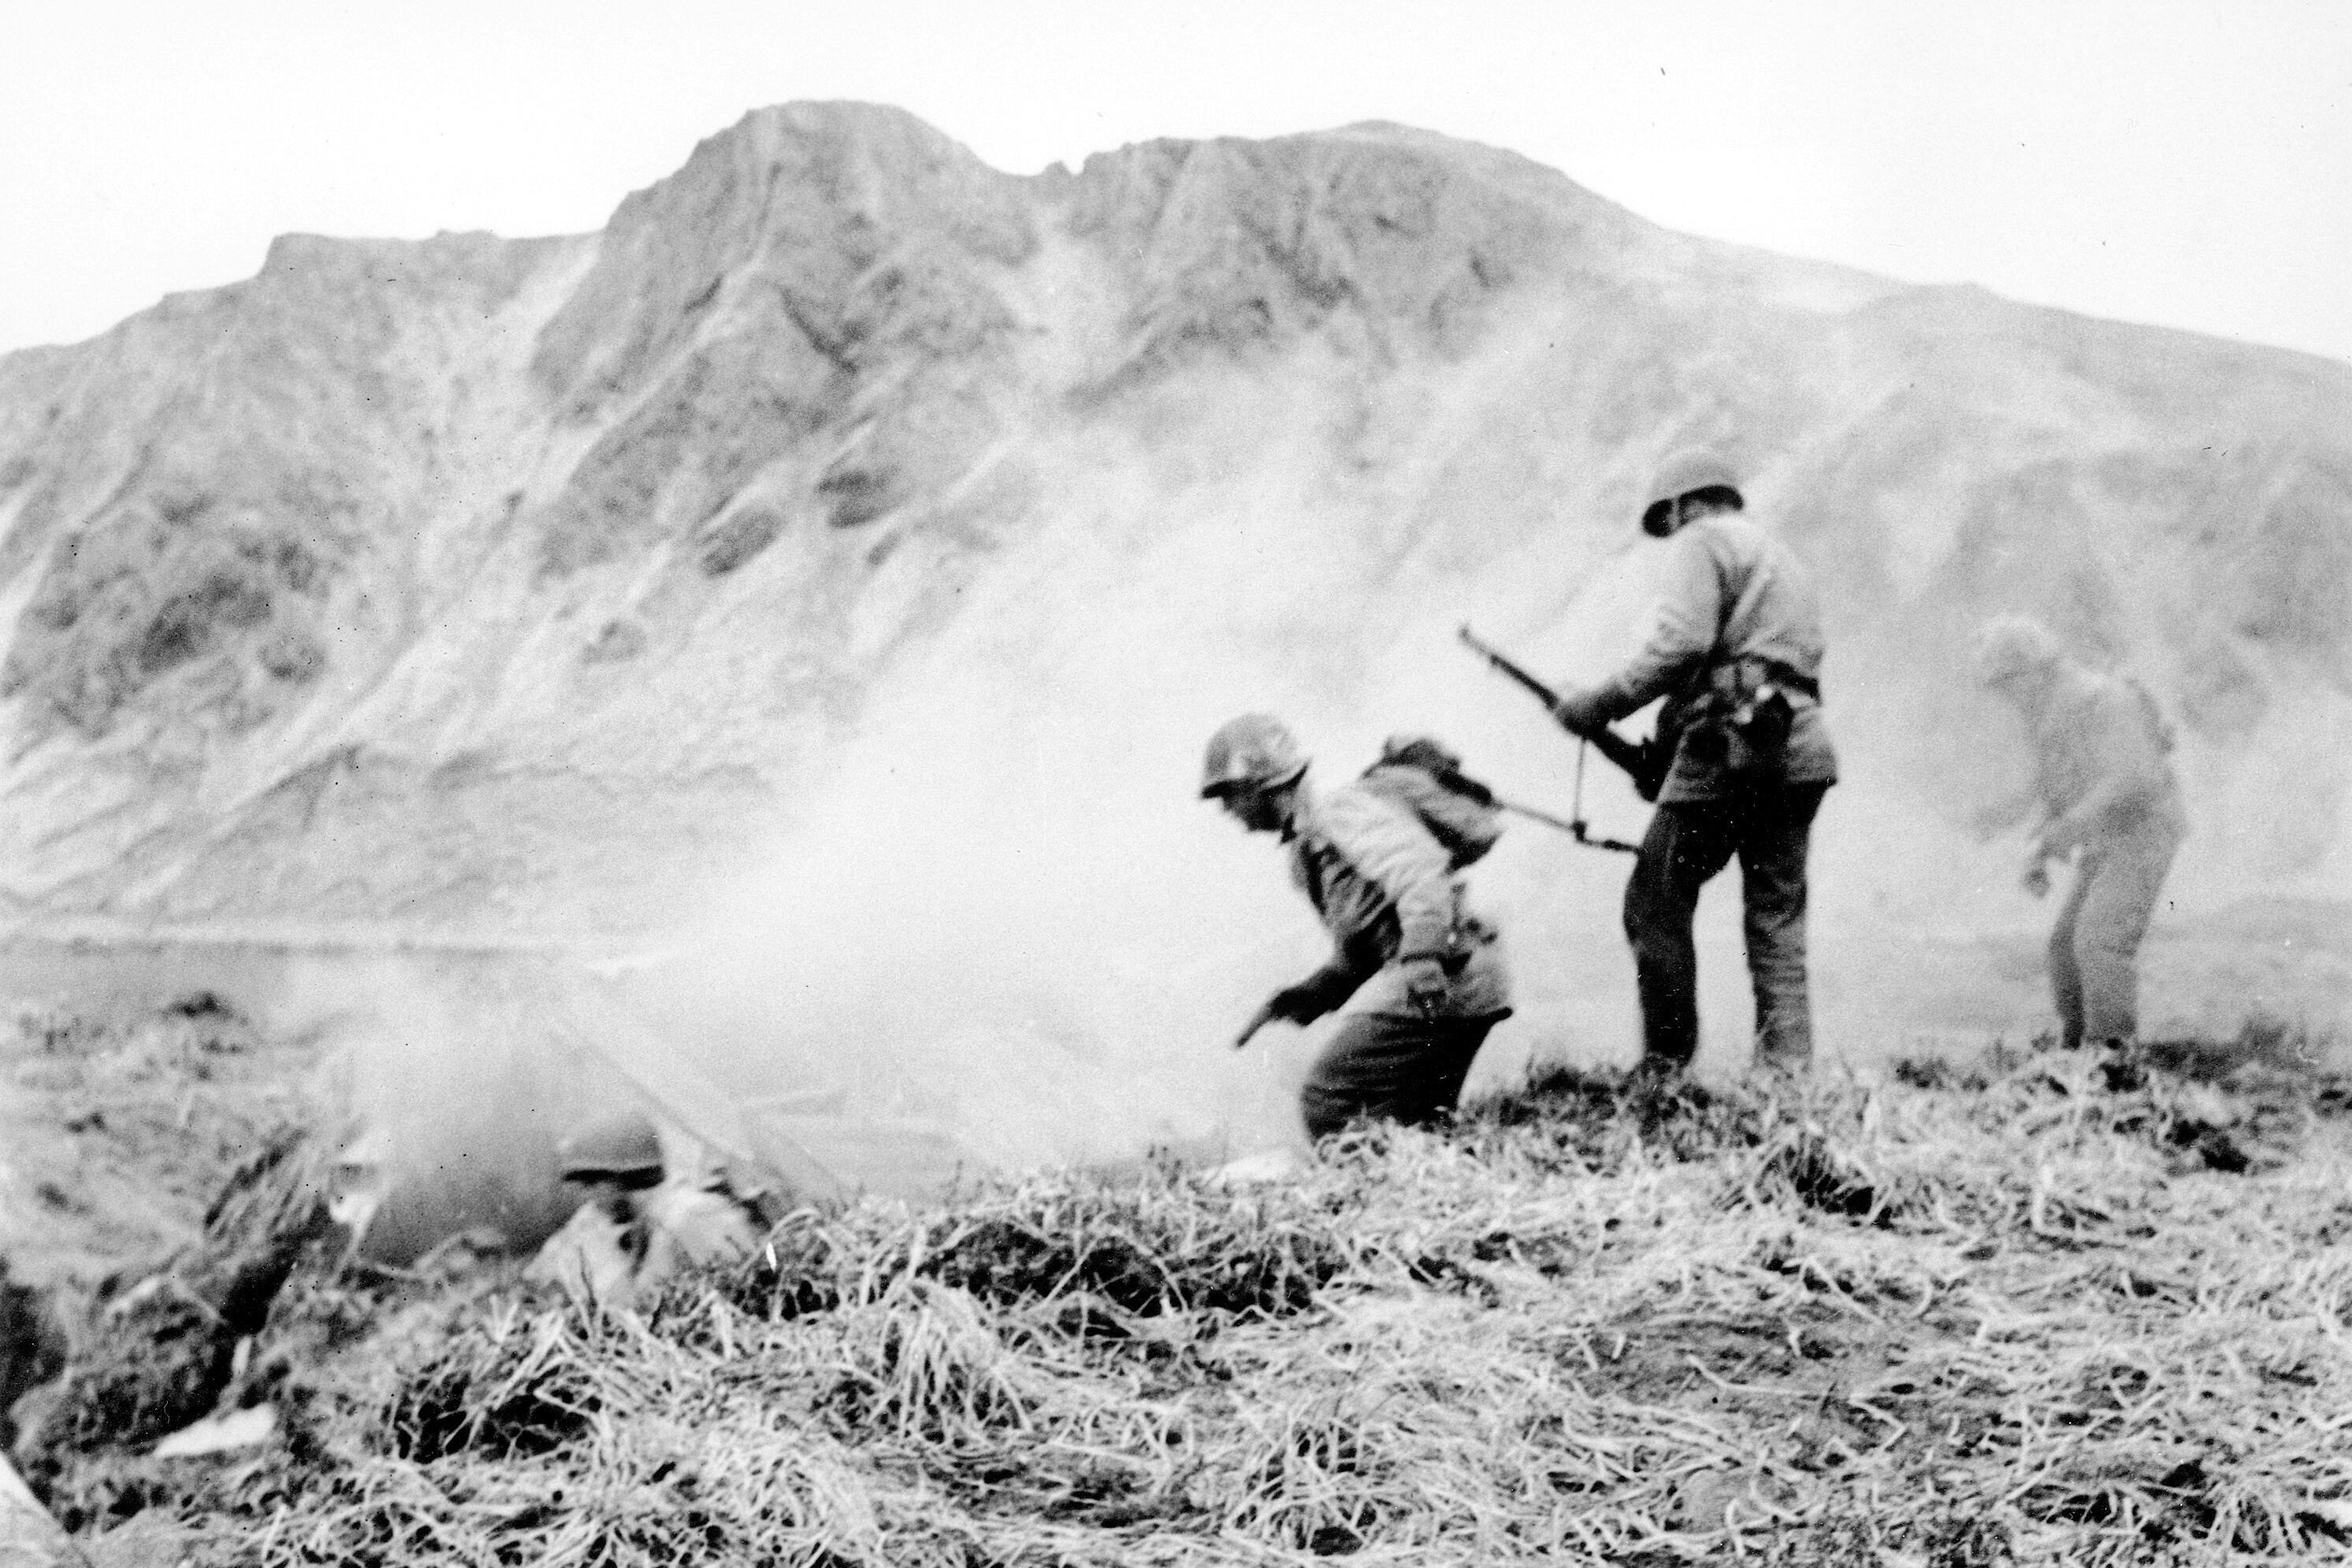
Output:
[733, 99, 981, 154]
[656, 99, 1013, 207]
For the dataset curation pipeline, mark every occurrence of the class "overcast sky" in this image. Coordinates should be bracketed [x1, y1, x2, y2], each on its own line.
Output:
[4, 0, 2347, 362]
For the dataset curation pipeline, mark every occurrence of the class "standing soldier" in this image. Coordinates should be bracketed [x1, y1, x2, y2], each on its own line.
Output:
[1971, 615, 2186, 1055]
[1201, 715, 1512, 1139]
[1547, 449, 1838, 1076]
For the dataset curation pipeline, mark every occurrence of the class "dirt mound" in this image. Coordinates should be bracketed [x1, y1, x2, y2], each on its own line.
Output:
[17, 1131, 335, 1491]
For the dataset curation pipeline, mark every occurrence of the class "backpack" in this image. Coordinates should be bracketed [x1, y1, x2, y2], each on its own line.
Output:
[1357, 735, 1503, 870]
[2123, 675, 2178, 755]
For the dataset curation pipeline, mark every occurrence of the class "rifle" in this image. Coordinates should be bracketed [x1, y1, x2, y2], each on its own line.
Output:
[1493, 792, 1641, 855]
[1458, 625, 1670, 801]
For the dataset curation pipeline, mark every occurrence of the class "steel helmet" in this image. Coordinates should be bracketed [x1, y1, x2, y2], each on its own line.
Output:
[1646, 448, 1743, 513]
[1200, 714, 1308, 798]
[1971, 615, 2065, 686]
[556, 1109, 665, 1181]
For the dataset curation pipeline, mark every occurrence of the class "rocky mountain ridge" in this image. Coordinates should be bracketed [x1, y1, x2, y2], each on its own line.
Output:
[2, 101, 2346, 953]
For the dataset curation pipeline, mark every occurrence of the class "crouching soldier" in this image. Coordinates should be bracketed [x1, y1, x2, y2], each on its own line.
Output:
[1201, 715, 1511, 1139]
[1971, 615, 2187, 1056]
[529, 1109, 766, 1310]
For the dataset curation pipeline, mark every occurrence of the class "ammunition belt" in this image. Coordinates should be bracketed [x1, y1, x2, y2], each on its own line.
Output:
[1716, 656, 1820, 704]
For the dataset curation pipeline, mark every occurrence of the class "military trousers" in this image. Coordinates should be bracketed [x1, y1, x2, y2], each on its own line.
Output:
[2050, 816, 2182, 1047]
[1623, 782, 1829, 1072]
[1299, 1010, 1503, 1139]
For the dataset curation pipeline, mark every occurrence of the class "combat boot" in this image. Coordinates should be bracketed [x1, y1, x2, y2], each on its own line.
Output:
[2095, 1037, 2145, 1093]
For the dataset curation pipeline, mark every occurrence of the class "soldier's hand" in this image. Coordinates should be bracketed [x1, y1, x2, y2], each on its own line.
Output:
[2020, 855, 2052, 899]
[2035, 816, 2083, 857]
[1550, 687, 1606, 734]
[1400, 956, 1447, 1016]
[1269, 983, 1328, 1024]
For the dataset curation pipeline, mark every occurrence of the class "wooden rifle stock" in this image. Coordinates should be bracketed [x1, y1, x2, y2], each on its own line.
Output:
[1457, 625, 1667, 801]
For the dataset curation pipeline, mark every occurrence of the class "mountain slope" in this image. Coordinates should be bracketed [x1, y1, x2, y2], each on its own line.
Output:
[1, 102, 2345, 1048]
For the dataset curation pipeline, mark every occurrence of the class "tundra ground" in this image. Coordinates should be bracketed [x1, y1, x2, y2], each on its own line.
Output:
[13, 1001, 2352, 1561]
[9, 997, 2351, 1566]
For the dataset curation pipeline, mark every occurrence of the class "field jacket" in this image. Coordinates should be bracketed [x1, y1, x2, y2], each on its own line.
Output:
[1281, 780, 1510, 1021]
[2025, 667, 2187, 850]
[1567, 511, 1838, 803]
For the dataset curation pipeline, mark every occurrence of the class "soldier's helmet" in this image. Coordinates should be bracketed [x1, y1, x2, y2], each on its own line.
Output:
[557, 1109, 665, 1183]
[1643, 447, 1743, 533]
[1971, 615, 2066, 687]
[1200, 714, 1309, 798]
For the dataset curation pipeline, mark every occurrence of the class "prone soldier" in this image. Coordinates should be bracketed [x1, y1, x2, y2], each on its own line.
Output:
[529, 1109, 767, 1310]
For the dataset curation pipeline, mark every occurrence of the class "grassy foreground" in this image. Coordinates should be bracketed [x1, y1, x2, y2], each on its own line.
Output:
[43, 1035, 2352, 1566]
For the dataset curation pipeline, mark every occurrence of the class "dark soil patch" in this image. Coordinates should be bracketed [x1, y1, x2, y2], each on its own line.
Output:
[24, 1128, 337, 1484]
[383, 1313, 601, 1463]
[1457, 1063, 1771, 1171]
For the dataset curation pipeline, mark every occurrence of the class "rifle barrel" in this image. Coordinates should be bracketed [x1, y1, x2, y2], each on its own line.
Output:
[1495, 797, 1643, 855]
[1457, 626, 1555, 704]
[1457, 622, 1666, 802]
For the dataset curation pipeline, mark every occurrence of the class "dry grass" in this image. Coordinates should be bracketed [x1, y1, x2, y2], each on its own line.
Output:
[32, 1035, 2352, 1566]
